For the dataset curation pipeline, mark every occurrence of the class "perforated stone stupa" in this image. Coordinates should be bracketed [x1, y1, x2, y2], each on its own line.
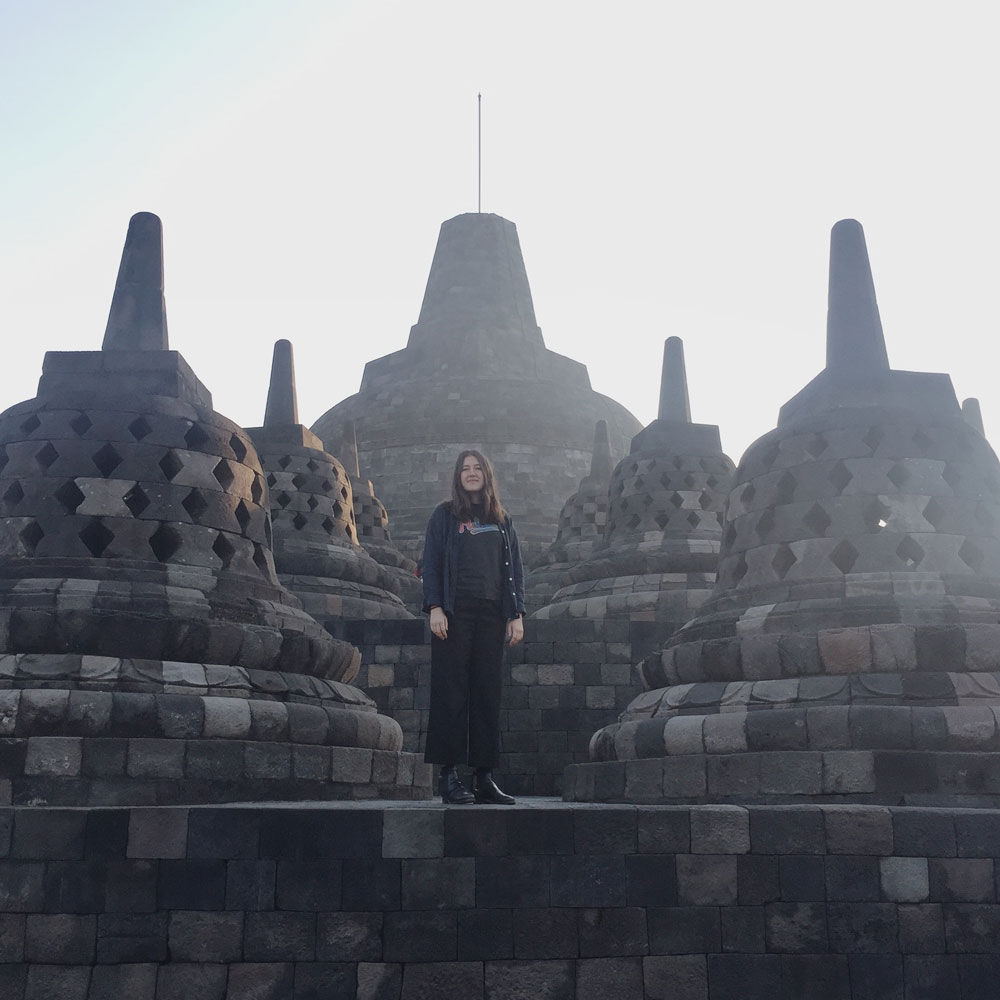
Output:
[336, 419, 421, 613]
[532, 337, 734, 630]
[0, 214, 429, 805]
[312, 213, 642, 560]
[572, 219, 1000, 806]
[245, 340, 412, 622]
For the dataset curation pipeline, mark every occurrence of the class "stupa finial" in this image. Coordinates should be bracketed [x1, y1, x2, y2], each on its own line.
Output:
[340, 420, 361, 478]
[963, 398, 985, 436]
[589, 420, 613, 481]
[658, 337, 692, 423]
[102, 212, 169, 351]
[825, 219, 890, 375]
[263, 340, 298, 426]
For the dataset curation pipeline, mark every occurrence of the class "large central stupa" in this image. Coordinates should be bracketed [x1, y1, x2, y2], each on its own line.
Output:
[312, 213, 641, 560]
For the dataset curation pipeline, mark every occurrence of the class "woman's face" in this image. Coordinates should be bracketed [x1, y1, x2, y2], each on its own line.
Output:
[460, 456, 485, 496]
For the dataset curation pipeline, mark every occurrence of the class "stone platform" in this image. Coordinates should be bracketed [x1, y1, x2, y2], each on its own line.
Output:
[2, 799, 999, 998]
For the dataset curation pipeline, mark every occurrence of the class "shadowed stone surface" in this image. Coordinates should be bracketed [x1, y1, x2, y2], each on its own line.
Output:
[312, 213, 641, 561]
[575, 220, 1000, 806]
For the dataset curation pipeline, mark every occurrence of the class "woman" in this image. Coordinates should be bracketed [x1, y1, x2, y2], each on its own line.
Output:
[421, 449, 525, 804]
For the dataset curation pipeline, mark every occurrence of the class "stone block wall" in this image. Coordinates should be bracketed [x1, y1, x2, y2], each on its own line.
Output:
[2, 801, 1000, 998]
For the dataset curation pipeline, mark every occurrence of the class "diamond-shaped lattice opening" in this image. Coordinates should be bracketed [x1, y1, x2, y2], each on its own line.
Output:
[776, 471, 797, 504]
[128, 416, 152, 441]
[828, 462, 853, 493]
[772, 544, 797, 578]
[292, 473, 307, 489]
[803, 503, 833, 536]
[92, 443, 123, 478]
[626, 513, 641, 530]
[699, 492, 714, 510]
[333, 501, 345, 519]
[0, 446, 8, 474]
[862, 498, 891, 531]
[958, 538, 984, 573]
[740, 483, 756, 506]
[307, 495, 319, 511]
[278, 456, 292, 470]
[306, 459, 319, 472]
[184, 423, 211, 450]
[669, 491, 685, 509]
[3, 480, 24, 506]
[264, 515, 273, 548]
[20, 415, 41, 434]
[706, 476, 719, 489]
[149, 524, 182, 563]
[213, 460, 235, 491]
[235, 500, 251, 533]
[293, 512, 308, 530]
[79, 518, 114, 557]
[54, 479, 85, 513]
[672, 456, 684, 470]
[863, 426, 884, 454]
[160, 450, 183, 481]
[229, 434, 247, 463]
[340, 486, 349, 501]
[212, 532, 236, 569]
[276, 492, 291, 509]
[830, 539, 859, 574]
[686, 511, 701, 528]
[759, 442, 781, 469]
[724, 523, 738, 549]
[633, 475, 645, 492]
[252, 543, 270, 577]
[730, 554, 749, 584]
[683, 473, 696, 488]
[806, 433, 828, 458]
[912, 429, 933, 455]
[123, 484, 150, 517]
[251, 476, 264, 505]
[756, 508, 776, 539]
[922, 497, 946, 529]
[321, 516, 335, 535]
[69, 413, 92, 437]
[654, 512, 669, 530]
[182, 488, 209, 522]
[896, 535, 925, 568]
[942, 464, 962, 490]
[266, 473, 277, 488]
[886, 463, 910, 489]
[35, 442, 58, 469]
[19, 520, 43, 553]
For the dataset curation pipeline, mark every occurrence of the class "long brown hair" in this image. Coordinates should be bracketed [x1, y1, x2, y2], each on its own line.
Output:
[450, 449, 506, 524]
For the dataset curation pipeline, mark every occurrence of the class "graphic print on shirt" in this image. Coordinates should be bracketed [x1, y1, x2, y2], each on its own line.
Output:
[458, 518, 500, 535]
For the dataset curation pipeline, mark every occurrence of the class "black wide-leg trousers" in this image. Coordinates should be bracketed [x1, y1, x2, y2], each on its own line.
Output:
[424, 598, 506, 768]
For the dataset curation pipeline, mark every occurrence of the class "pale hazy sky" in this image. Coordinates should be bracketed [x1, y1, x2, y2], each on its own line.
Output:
[2, 0, 997, 465]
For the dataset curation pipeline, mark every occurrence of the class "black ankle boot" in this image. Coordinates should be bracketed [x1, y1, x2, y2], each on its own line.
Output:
[473, 772, 515, 805]
[439, 770, 474, 804]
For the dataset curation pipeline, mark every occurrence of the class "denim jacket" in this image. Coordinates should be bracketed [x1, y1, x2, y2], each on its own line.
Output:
[421, 502, 526, 621]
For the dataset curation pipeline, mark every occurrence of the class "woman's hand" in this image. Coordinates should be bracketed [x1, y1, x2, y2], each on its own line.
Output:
[506, 616, 524, 646]
[429, 607, 448, 640]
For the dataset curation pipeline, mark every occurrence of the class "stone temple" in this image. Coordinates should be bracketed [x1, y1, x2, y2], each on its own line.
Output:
[5, 211, 1000, 1000]
[312, 212, 641, 560]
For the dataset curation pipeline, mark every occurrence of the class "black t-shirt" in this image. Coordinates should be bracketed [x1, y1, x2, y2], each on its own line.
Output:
[455, 505, 503, 602]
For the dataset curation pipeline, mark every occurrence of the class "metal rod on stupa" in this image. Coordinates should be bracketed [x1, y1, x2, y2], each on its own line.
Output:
[963, 398, 986, 435]
[825, 219, 890, 376]
[658, 337, 692, 422]
[263, 339, 298, 427]
[102, 212, 169, 351]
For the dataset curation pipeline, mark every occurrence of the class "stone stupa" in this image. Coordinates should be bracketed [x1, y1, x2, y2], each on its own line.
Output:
[571, 219, 1000, 806]
[312, 213, 642, 560]
[0, 214, 429, 804]
[245, 340, 413, 622]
